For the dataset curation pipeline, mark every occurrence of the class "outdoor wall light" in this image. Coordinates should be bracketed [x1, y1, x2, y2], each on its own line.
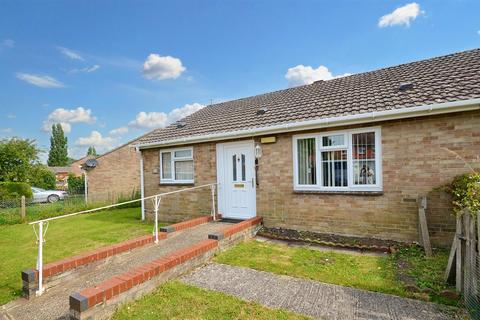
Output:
[255, 144, 262, 159]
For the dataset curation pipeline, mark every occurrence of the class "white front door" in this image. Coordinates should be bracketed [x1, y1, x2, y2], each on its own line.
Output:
[216, 141, 256, 219]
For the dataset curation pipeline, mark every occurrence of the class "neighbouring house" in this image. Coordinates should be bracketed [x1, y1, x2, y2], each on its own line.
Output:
[70, 155, 95, 177]
[135, 48, 480, 247]
[47, 166, 72, 189]
[82, 141, 142, 203]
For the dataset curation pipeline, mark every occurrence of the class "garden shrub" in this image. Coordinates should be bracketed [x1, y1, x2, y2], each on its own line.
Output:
[445, 172, 480, 215]
[67, 173, 85, 194]
[27, 164, 56, 190]
[0, 182, 33, 199]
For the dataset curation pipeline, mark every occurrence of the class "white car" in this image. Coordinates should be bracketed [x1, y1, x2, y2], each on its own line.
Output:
[31, 187, 68, 203]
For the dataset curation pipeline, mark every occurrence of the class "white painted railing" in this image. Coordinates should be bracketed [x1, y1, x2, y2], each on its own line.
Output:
[29, 183, 218, 296]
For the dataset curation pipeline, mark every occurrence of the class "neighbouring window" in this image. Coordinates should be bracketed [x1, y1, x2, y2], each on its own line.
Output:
[294, 127, 381, 191]
[160, 147, 194, 183]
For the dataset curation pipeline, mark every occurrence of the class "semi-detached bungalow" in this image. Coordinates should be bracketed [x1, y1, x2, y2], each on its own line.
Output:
[134, 48, 480, 247]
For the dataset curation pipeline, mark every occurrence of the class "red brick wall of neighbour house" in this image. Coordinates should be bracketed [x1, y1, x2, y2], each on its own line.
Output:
[142, 142, 217, 223]
[255, 110, 480, 247]
[87, 144, 141, 203]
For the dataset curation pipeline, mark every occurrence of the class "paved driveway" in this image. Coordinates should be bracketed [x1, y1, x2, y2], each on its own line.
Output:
[182, 263, 459, 320]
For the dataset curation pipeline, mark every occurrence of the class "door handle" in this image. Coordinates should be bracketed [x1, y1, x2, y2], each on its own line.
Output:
[251, 178, 254, 188]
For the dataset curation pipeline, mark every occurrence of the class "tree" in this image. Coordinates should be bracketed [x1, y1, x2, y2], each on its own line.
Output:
[28, 164, 56, 189]
[47, 123, 68, 166]
[0, 138, 39, 182]
[0, 138, 57, 189]
[86, 146, 98, 156]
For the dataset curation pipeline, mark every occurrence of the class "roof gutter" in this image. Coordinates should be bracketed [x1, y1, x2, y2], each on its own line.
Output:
[136, 98, 480, 149]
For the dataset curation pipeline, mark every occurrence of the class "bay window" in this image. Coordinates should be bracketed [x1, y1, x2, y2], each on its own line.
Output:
[160, 147, 194, 184]
[293, 127, 381, 192]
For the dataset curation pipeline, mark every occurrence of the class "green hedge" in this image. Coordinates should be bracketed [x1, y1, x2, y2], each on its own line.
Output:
[0, 182, 33, 199]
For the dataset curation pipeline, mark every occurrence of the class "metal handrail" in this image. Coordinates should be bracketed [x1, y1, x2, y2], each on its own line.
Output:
[29, 183, 218, 225]
[30, 182, 218, 296]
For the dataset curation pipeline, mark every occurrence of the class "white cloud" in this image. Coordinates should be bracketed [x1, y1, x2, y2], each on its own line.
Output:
[6, 113, 16, 119]
[477, 30, 480, 35]
[42, 107, 96, 133]
[69, 65, 100, 74]
[16, 73, 65, 88]
[109, 126, 129, 136]
[1, 128, 12, 134]
[1, 38, 14, 49]
[378, 3, 423, 28]
[285, 65, 351, 87]
[75, 131, 116, 153]
[142, 54, 186, 80]
[129, 103, 205, 129]
[57, 46, 84, 61]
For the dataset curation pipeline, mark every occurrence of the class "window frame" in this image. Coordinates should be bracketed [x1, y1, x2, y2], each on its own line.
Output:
[159, 147, 194, 184]
[293, 127, 382, 192]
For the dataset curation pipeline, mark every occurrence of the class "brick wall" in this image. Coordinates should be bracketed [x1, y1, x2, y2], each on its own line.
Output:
[87, 144, 140, 203]
[142, 110, 480, 246]
[142, 142, 217, 222]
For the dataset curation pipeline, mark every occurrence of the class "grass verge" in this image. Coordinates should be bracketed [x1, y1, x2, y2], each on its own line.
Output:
[0, 208, 161, 305]
[214, 240, 458, 306]
[112, 281, 310, 320]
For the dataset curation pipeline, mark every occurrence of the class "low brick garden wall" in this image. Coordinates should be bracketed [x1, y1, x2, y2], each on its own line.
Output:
[21, 215, 217, 299]
[69, 217, 263, 320]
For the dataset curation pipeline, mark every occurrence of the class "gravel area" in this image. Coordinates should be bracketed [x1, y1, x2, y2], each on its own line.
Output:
[182, 263, 460, 320]
[0, 222, 231, 320]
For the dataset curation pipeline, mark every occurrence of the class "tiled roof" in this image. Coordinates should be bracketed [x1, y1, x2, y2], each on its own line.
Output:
[138, 48, 480, 146]
[48, 166, 72, 174]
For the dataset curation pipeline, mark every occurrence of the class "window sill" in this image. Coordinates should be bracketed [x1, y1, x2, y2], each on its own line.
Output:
[293, 190, 383, 196]
[159, 182, 195, 186]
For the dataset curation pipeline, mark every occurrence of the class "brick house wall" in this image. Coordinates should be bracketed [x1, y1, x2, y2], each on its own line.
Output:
[141, 110, 480, 246]
[87, 144, 141, 203]
[142, 142, 217, 222]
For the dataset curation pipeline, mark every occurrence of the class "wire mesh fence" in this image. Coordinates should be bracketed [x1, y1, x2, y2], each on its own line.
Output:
[464, 250, 480, 319]
[462, 211, 480, 319]
[0, 188, 86, 224]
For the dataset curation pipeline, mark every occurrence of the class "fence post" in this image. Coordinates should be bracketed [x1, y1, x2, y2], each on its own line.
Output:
[418, 196, 432, 257]
[456, 213, 464, 292]
[464, 213, 472, 300]
[20, 196, 26, 220]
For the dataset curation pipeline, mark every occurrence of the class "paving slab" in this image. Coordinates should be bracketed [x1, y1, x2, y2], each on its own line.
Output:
[182, 263, 460, 320]
[0, 221, 231, 320]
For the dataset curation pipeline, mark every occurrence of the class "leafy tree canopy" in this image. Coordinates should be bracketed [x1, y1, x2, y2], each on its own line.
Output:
[0, 138, 38, 182]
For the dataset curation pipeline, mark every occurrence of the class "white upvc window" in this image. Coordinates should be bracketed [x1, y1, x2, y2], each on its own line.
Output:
[160, 147, 194, 184]
[293, 127, 382, 192]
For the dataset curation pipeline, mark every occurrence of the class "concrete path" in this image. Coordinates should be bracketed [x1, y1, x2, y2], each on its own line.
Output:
[182, 263, 459, 320]
[0, 222, 231, 320]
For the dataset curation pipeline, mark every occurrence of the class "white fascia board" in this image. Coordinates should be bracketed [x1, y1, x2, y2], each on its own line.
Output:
[136, 98, 480, 149]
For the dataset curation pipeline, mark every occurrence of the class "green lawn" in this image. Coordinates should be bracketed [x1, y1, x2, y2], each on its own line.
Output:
[112, 281, 310, 320]
[0, 208, 159, 305]
[214, 240, 456, 305]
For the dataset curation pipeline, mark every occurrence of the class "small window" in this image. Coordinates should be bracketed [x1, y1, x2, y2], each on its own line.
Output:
[322, 134, 345, 147]
[297, 138, 316, 185]
[161, 152, 172, 180]
[160, 147, 194, 184]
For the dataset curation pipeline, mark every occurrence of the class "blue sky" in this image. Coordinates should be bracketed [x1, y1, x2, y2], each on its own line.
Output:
[0, 1, 479, 161]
